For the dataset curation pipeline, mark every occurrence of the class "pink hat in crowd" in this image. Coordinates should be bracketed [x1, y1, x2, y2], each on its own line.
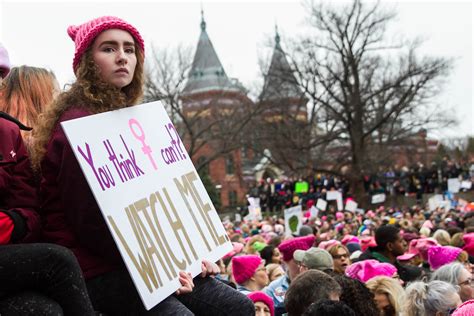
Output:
[360, 236, 377, 252]
[422, 220, 434, 229]
[0, 43, 11, 78]
[410, 238, 439, 261]
[427, 245, 463, 270]
[278, 236, 315, 262]
[247, 291, 275, 316]
[397, 252, 416, 262]
[223, 242, 244, 260]
[336, 212, 344, 220]
[462, 233, 474, 257]
[341, 235, 360, 245]
[67, 16, 145, 72]
[232, 255, 262, 284]
[318, 240, 341, 251]
[452, 300, 474, 316]
[366, 210, 376, 218]
[345, 259, 397, 283]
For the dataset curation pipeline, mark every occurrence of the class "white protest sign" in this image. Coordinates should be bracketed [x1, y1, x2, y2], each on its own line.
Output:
[345, 200, 358, 213]
[284, 205, 302, 236]
[428, 194, 444, 211]
[235, 213, 242, 222]
[371, 193, 386, 204]
[61, 101, 232, 310]
[461, 181, 472, 190]
[448, 178, 461, 193]
[326, 191, 343, 211]
[248, 197, 260, 207]
[248, 205, 262, 221]
[316, 198, 327, 211]
[310, 205, 319, 218]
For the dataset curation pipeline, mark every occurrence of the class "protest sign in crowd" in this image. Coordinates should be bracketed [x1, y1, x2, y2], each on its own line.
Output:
[1, 14, 474, 316]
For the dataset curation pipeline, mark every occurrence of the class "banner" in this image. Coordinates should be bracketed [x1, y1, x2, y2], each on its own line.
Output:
[448, 178, 461, 193]
[62, 101, 232, 310]
[345, 200, 358, 213]
[428, 194, 444, 211]
[284, 205, 303, 236]
[294, 181, 309, 194]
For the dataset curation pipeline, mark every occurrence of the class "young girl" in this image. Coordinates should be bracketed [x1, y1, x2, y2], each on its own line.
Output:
[32, 16, 253, 315]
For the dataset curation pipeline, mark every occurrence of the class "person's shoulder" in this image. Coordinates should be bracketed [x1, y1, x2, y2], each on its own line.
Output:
[0, 111, 30, 132]
[58, 106, 93, 123]
[267, 274, 288, 289]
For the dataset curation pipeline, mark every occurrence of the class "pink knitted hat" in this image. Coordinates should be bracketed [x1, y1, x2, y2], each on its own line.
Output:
[67, 16, 145, 73]
[360, 236, 377, 252]
[463, 233, 474, 256]
[452, 299, 474, 316]
[232, 255, 262, 284]
[247, 291, 275, 316]
[341, 235, 360, 245]
[278, 236, 314, 262]
[0, 43, 11, 78]
[345, 259, 397, 283]
[410, 238, 439, 260]
[318, 240, 341, 251]
[223, 242, 244, 260]
[427, 245, 463, 270]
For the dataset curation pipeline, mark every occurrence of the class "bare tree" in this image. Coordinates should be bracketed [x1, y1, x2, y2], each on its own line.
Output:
[260, 0, 454, 201]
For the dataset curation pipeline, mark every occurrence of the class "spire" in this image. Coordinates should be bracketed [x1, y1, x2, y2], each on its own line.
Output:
[183, 11, 239, 95]
[200, 7, 206, 31]
[260, 25, 302, 101]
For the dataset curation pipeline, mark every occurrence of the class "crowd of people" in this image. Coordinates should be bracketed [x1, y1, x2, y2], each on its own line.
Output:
[249, 162, 473, 213]
[1, 14, 474, 316]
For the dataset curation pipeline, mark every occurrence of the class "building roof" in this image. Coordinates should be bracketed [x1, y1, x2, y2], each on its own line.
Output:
[183, 11, 240, 95]
[260, 26, 302, 101]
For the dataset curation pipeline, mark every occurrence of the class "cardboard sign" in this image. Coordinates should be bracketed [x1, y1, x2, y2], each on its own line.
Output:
[371, 193, 386, 204]
[248, 197, 260, 207]
[62, 101, 231, 310]
[316, 198, 327, 211]
[326, 191, 343, 211]
[428, 194, 444, 211]
[461, 181, 472, 190]
[284, 205, 302, 236]
[345, 200, 358, 213]
[294, 181, 309, 194]
[310, 205, 319, 218]
[448, 178, 461, 193]
[248, 205, 262, 221]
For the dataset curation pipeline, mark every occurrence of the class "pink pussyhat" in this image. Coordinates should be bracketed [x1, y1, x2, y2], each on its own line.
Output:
[336, 212, 344, 220]
[410, 238, 438, 261]
[366, 210, 376, 218]
[341, 235, 360, 245]
[360, 236, 377, 251]
[67, 16, 145, 73]
[278, 236, 314, 262]
[452, 299, 474, 316]
[247, 291, 274, 316]
[462, 233, 474, 257]
[345, 259, 397, 283]
[318, 239, 341, 251]
[0, 43, 11, 78]
[232, 255, 262, 284]
[223, 242, 244, 260]
[427, 245, 463, 270]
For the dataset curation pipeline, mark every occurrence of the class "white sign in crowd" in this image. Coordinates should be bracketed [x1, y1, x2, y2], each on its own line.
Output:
[62, 101, 232, 310]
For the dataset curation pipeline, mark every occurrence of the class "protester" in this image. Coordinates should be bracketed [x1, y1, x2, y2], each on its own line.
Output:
[366, 276, 405, 316]
[452, 300, 474, 316]
[301, 300, 356, 316]
[345, 260, 398, 283]
[232, 255, 269, 294]
[293, 247, 334, 273]
[331, 274, 379, 316]
[32, 16, 253, 315]
[358, 225, 422, 282]
[248, 291, 274, 316]
[0, 43, 96, 315]
[431, 262, 474, 302]
[326, 243, 351, 274]
[284, 270, 341, 316]
[402, 280, 461, 316]
[260, 245, 283, 265]
[266, 263, 285, 282]
[427, 245, 469, 270]
[0, 66, 59, 144]
[265, 236, 315, 315]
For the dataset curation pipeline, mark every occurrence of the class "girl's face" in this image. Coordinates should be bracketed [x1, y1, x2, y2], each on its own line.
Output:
[92, 29, 137, 88]
[332, 248, 350, 273]
[373, 292, 390, 311]
[272, 248, 282, 264]
[255, 301, 271, 316]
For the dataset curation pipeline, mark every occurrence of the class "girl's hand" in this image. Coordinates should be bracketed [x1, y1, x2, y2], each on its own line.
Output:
[200, 259, 220, 278]
[175, 271, 194, 295]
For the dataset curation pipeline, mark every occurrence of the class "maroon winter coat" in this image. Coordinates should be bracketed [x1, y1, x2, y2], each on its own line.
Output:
[0, 113, 40, 243]
[39, 107, 121, 280]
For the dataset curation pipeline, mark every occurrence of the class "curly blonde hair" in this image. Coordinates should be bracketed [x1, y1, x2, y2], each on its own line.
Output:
[30, 45, 144, 170]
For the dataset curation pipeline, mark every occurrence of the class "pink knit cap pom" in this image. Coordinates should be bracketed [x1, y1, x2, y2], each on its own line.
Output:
[345, 259, 397, 283]
[278, 236, 314, 262]
[68, 16, 145, 73]
[0, 43, 11, 78]
[427, 245, 463, 270]
[247, 291, 275, 316]
[452, 299, 474, 316]
[409, 238, 438, 261]
[232, 255, 262, 284]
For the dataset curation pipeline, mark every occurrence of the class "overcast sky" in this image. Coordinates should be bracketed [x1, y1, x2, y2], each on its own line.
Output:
[1, 0, 472, 139]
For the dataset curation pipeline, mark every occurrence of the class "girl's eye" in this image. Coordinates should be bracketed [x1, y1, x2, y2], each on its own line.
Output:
[102, 47, 114, 52]
[125, 48, 135, 54]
